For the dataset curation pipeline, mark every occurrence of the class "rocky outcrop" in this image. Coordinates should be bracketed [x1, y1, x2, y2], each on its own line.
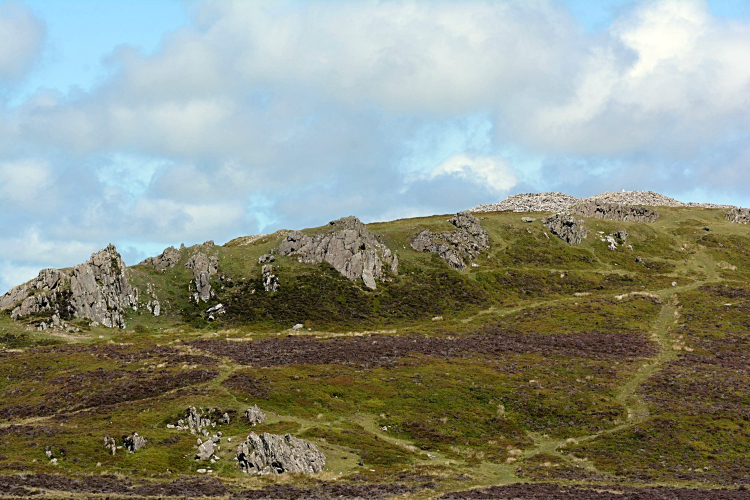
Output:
[186, 252, 218, 303]
[471, 190, 734, 213]
[278, 216, 398, 290]
[0, 245, 138, 329]
[172, 407, 230, 436]
[236, 432, 326, 475]
[262, 265, 279, 292]
[140, 245, 182, 271]
[245, 405, 267, 425]
[569, 200, 659, 222]
[104, 434, 117, 455]
[542, 214, 588, 245]
[123, 432, 147, 453]
[410, 212, 489, 271]
[726, 207, 750, 224]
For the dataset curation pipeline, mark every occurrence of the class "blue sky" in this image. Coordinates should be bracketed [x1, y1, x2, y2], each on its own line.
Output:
[1, 0, 749, 292]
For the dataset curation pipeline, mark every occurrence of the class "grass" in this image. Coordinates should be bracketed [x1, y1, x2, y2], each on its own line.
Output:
[2, 206, 750, 496]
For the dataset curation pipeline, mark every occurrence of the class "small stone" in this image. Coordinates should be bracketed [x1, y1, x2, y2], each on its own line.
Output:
[292, 323, 304, 330]
[521, 217, 535, 223]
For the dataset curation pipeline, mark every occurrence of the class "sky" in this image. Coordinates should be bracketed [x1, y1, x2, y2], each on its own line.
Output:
[1, 0, 749, 293]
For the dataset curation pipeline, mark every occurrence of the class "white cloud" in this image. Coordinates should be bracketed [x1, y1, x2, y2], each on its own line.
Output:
[0, 1, 45, 80]
[425, 154, 518, 194]
[0, 159, 53, 209]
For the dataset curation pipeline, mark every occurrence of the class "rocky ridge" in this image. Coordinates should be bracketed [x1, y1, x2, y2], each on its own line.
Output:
[0, 245, 138, 329]
[278, 216, 398, 290]
[569, 200, 659, 223]
[140, 245, 183, 272]
[471, 190, 736, 213]
[410, 211, 489, 270]
[235, 432, 326, 475]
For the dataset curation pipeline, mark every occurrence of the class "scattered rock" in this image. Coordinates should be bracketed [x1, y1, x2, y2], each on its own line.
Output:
[542, 214, 588, 245]
[726, 207, 750, 224]
[206, 303, 225, 316]
[173, 407, 231, 434]
[278, 216, 398, 290]
[410, 212, 490, 270]
[123, 432, 147, 453]
[186, 252, 219, 303]
[140, 246, 181, 271]
[245, 405, 267, 425]
[236, 432, 326, 475]
[520, 217, 535, 223]
[605, 235, 618, 251]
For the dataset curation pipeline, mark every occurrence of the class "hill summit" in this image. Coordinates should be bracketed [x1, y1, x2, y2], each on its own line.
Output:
[1, 191, 750, 498]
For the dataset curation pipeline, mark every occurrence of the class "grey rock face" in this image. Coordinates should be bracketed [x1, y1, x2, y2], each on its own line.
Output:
[245, 405, 267, 425]
[123, 432, 146, 453]
[1, 245, 137, 329]
[236, 432, 326, 475]
[569, 200, 659, 222]
[278, 216, 397, 290]
[726, 207, 750, 224]
[186, 252, 219, 303]
[140, 246, 181, 271]
[410, 211, 489, 271]
[542, 214, 588, 245]
[258, 254, 275, 264]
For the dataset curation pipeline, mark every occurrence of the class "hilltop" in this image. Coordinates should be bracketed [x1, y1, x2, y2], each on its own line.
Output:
[1, 192, 750, 499]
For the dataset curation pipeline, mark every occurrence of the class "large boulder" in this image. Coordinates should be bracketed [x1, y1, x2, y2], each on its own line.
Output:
[236, 432, 325, 475]
[542, 214, 588, 245]
[0, 245, 138, 328]
[410, 211, 489, 271]
[278, 216, 398, 290]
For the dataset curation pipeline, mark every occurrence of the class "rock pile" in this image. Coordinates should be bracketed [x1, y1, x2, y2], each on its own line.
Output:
[236, 432, 326, 475]
[245, 405, 267, 425]
[170, 407, 231, 436]
[542, 214, 588, 245]
[186, 251, 218, 303]
[569, 200, 659, 223]
[140, 245, 182, 271]
[0, 245, 138, 329]
[278, 216, 398, 290]
[471, 190, 737, 213]
[726, 207, 750, 224]
[472, 192, 579, 213]
[410, 212, 490, 270]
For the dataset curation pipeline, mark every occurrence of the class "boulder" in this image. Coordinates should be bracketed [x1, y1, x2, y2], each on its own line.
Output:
[196, 435, 219, 460]
[278, 216, 397, 290]
[262, 265, 280, 292]
[245, 405, 267, 425]
[410, 211, 489, 271]
[542, 214, 588, 245]
[104, 434, 117, 455]
[236, 432, 326, 475]
[123, 432, 147, 453]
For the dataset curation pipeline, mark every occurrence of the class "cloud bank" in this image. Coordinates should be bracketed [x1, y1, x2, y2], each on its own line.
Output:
[1, 0, 749, 292]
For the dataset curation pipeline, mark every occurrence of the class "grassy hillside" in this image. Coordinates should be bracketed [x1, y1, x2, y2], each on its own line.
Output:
[1, 206, 749, 499]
